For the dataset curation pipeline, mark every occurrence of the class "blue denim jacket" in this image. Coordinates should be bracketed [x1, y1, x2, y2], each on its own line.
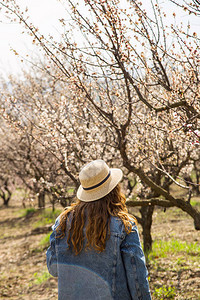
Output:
[46, 215, 151, 300]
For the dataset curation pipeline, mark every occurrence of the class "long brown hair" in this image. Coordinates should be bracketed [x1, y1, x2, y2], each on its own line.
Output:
[56, 184, 137, 255]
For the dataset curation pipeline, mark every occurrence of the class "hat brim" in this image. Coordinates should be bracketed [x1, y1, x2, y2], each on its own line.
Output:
[77, 168, 123, 202]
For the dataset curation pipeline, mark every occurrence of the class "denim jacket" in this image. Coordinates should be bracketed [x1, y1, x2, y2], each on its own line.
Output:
[46, 215, 151, 300]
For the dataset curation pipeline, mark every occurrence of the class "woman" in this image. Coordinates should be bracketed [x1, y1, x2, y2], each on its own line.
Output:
[46, 160, 151, 300]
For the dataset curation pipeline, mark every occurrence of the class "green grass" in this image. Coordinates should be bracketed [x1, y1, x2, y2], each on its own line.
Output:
[16, 207, 62, 222]
[153, 285, 176, 299]
[33, 208, 61, 228]
[149, 239, 200, 259]
[18, 207, 36, 217]
[31, 232, 52, 253]
[191, 199, 200, 207]
[33, 271, 51, 285]
[39, 232, 51, 248]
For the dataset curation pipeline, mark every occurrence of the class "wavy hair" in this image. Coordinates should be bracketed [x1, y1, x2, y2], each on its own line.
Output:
[56, 184, 137, 255]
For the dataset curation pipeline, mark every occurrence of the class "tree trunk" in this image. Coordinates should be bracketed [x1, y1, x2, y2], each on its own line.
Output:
[139, 205, 154, 253]
[0, 188, 11, 207]
[195, 171, 200, 195]
[38, 191, 45, 208]
[3, 196, 10, 206]
[51, 194, 56, 212]
[1, 194, 11, 206]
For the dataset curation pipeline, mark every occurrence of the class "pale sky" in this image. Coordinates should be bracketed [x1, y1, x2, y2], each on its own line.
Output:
[0, 0, 199, 78]
[0, 0, 66, 77]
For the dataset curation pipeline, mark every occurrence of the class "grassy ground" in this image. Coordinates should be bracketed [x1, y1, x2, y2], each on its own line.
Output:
[149, 205, 200, 300]
[0, 196, 199, 300]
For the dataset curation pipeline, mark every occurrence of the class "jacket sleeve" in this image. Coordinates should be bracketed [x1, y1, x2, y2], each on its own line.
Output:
[46, 217, 59, 277]
[120, 223, 151, 300]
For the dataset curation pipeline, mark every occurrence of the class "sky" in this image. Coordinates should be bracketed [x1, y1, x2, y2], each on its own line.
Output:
[0, 0, 66, 78]
[0, 0, 199, 79]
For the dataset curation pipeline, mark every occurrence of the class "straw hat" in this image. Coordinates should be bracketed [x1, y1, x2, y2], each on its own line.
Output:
[77, 160, 123, 202]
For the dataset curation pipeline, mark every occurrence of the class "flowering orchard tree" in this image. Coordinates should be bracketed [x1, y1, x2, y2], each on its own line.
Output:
[1, 67, 200, 250]
[0, 74, 82, 209]
[0, 0, 200, 250]
[0, 118, 15, 206]
[170, 0, 200, 16]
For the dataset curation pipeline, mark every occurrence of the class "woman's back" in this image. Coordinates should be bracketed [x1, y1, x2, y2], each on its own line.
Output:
[46, 160, 151, 300]
[53, 216, 131, 300]
[47, 215, 151, 300]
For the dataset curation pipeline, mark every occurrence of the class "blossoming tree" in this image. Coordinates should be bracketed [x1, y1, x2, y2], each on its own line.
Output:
[0, 0, 200, 250]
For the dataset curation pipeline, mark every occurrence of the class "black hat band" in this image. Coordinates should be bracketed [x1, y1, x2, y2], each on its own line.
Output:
[82, 171, 111, 191]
